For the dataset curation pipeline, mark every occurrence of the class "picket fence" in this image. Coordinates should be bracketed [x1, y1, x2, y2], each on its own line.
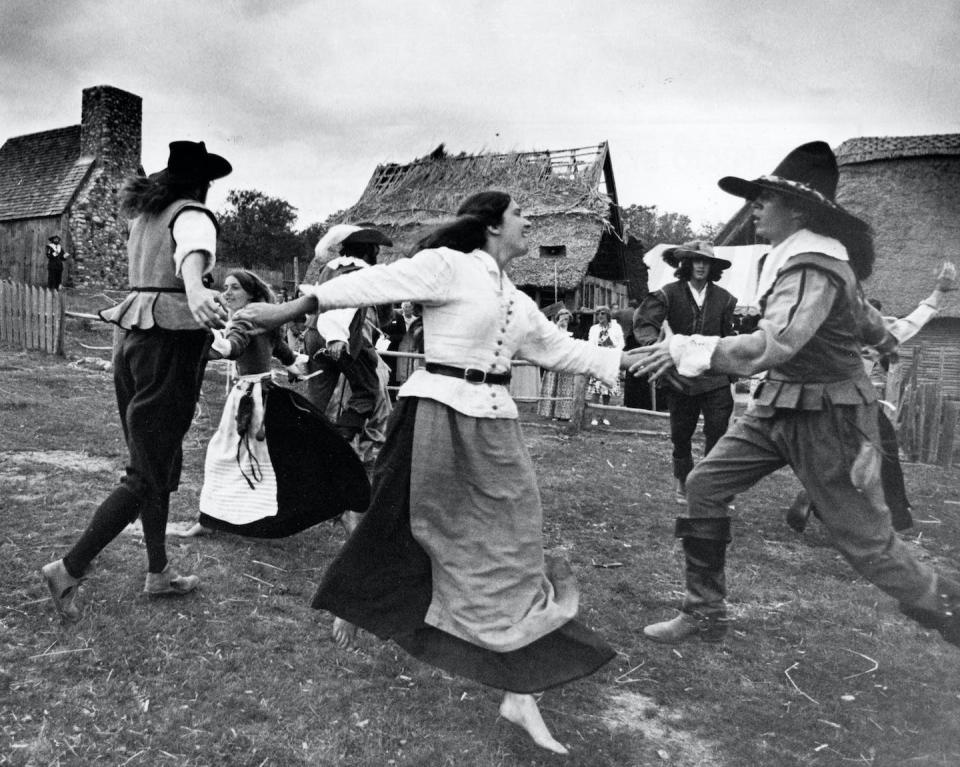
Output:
[0, 280, 65, 355]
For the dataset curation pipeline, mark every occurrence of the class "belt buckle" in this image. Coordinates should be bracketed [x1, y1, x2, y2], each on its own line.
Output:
[463, 368, 486, 384]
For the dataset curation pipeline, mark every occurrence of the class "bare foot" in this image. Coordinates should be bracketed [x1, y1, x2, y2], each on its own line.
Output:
[499, 692, 568, 755]
[332, 617, 356, 649]
[168, 522, 213, 538]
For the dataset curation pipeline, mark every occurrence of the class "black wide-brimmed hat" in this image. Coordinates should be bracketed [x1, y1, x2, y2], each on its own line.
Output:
[718, 141, 867, 230]
[340, 228, 393, 248]
[151, 141, 232, 184]
[662, 239, 731, 270]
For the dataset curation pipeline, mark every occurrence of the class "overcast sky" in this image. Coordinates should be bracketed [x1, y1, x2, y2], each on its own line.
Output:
[2, 0, 959, 231]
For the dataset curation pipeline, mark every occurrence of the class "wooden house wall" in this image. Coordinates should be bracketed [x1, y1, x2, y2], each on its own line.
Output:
[0, 214, 69, 285]
[899, 318, 960, 398]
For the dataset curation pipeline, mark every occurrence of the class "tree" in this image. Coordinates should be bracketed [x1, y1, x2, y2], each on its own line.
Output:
[217, 190, 303, 268]
[620, 204, 722, 250]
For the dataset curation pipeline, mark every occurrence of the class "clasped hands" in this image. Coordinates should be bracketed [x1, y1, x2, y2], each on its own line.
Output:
[623, 341, 679, 384]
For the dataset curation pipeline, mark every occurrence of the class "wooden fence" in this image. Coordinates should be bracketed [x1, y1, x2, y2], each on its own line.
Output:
[0, 280, 65, 355]
[893, 347, 960, 467]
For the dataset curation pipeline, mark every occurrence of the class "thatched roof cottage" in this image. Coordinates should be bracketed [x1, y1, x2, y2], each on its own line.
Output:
[308, 142, 631, 314]
[0, 85, 142, 288]
[715, 134, 960, 396]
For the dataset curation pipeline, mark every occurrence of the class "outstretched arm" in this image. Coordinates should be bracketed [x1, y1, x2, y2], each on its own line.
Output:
[886, 261, 957, 344]
[234, 294, 320, 333]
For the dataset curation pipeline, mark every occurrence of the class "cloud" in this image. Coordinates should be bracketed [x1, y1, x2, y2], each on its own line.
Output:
[2, 0, 959, 228]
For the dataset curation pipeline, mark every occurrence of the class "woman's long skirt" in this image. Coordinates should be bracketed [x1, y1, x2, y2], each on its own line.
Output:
[312, 397, 614, 693]
[536, 370, 575, 419]
[198, 380, 370, 538]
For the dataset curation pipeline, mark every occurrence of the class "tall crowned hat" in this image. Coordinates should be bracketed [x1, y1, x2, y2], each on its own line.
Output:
[718, 141, 868, 231]
[150, 141, 232, 184]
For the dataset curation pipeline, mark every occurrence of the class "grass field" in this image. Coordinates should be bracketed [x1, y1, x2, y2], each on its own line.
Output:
[2, 315, 960, 766]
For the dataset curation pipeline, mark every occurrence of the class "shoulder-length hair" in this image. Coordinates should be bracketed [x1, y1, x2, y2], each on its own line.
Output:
[119, 174, 210, 218]
[784, 195, 876, 280]
[674, 258, 726, 283]
[411, 191, 512, 255]
[226, 269, 276, 304]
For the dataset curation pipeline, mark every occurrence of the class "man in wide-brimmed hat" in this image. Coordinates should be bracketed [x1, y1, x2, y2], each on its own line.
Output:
[635, 240, 738, 502]
[43, 140, 233, 621]
[633, 141, 960, 653]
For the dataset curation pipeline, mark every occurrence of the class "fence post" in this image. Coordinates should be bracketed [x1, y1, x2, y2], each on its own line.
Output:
[940, 400, 959, 468]
[54, 288, 65, 356]
[562, 374, 589, 436]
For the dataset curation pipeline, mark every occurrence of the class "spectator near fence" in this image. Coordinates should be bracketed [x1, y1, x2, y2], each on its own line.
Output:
[46, 235, 67, 290]
[634, 241, 738, 503]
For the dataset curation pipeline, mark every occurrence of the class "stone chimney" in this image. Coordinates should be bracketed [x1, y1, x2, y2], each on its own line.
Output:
[80, 85, 142, 172]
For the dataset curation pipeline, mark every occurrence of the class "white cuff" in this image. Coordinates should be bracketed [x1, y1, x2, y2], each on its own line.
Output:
[668, 334, 719, 377]
[210, 330, 231, 357]
[286, 353, 309, 376]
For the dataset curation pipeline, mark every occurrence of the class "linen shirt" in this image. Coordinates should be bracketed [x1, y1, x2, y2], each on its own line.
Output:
[299, 247, 621, 418]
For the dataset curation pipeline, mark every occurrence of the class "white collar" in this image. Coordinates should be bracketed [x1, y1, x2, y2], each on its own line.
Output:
[756, 229, 848, 303]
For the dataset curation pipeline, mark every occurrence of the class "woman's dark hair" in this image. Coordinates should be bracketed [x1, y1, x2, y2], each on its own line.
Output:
[226, 269, 276, 304]
[120, 174, 210, 218]
[674, 258, 726, 282]
[780, 194, 876, 280]
[412, 191, 512, 254]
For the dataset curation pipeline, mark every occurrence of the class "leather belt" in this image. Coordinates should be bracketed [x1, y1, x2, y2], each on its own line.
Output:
[130, 286, 186, 293]
[425, 362, 511, 385]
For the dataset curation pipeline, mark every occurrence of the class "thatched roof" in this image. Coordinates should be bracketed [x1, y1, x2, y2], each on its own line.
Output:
[715, 134, 960, 319]
[315, 143, 623, 290]
[0, 126, 94, 222]
[836, 134, 960, 165]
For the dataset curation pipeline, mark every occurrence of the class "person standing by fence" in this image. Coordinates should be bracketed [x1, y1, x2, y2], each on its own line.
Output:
[41, 140, 232, 622]
[586, 305, 624, 425]
[634, 241, 738, 503]
[45, 235, 67, 290]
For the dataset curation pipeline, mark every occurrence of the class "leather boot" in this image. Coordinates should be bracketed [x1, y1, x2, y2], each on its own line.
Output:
[144, 565, 200, 596]
[900, 576, 960, 648]
[644, 517, 731, 644]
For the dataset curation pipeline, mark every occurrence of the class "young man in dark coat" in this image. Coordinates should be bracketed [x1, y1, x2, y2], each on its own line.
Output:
[634, 241, 738, 501]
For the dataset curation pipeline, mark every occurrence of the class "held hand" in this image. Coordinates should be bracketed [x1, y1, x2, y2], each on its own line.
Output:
[187, 287, 227, 329]
[326, 341, 347, 360]
[936, 261, 958, 292]
[232, 302, 288, 333]
[626, 340, 677, 382]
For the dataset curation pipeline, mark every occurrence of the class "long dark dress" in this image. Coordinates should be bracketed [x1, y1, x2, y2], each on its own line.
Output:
[312, 399, 614, 693]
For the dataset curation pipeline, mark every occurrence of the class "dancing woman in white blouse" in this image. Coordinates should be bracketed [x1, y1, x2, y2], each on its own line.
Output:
[236, 191, 643, 755]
